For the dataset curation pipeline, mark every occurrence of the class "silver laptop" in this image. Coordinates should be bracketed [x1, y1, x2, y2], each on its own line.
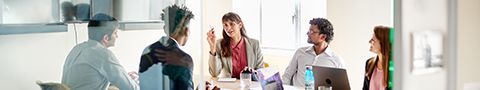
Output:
[312, 65, 351, 90]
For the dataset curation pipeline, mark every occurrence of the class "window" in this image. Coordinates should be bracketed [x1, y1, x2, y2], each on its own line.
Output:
[233, 0, 327, 51]
[113, 0, 185, 21]
[0, 0, 182, 24]
[0, 0, 185, 35]
[0, 0, 68, 35]
[299, 0, 327, 47]
[0, 0, 2, 23]
[1, 0, 61, 24]
[112, 0, 185, 30]
[112, 0, 184, 30]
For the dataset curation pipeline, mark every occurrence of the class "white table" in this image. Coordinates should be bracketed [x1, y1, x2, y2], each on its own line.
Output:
[206, 77, 302, 90]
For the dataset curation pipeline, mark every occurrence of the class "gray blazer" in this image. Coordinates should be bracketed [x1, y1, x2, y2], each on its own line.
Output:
[208, 37, 264, 77]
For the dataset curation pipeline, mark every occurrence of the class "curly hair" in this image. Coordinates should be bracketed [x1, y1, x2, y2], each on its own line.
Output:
[309, 18, 334, 43]
[161, 5, 194, 36]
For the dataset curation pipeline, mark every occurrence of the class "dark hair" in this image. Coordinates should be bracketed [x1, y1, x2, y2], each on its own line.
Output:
[61, 2, 75, 21]
[220, 12, 248, 57]
[366, 26, 392, 88]
[87, 13, 118, 42]
[161, 5, 194, 37]
[309, 18, 334, 43]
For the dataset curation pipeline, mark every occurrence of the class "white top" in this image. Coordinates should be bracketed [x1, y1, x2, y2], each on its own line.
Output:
[369, 67, 385, 90]
[282, 46, 346, 87]
[62, 40, 139, 90]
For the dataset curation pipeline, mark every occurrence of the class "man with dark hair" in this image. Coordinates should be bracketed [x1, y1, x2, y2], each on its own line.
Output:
[62, 13, 139, 90]
[139, 5, 194, 90]
[86, 14, 119, 45]
[282, 18, 346, 87]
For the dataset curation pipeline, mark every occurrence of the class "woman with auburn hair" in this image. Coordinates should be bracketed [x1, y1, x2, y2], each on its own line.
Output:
[206, 12, 264, 78]
[363, 26, 392, 90]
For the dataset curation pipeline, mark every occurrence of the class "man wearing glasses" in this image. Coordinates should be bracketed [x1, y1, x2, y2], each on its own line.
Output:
[281, 18, 346, 87]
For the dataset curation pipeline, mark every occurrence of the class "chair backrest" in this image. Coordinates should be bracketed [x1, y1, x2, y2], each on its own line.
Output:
[36, 81, 70, 90]
[264, 62, 270, 68]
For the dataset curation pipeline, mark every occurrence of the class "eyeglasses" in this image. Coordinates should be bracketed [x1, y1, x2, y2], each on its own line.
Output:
[307, 30, 321, 35]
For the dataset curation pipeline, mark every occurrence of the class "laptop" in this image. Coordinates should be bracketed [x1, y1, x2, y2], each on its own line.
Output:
[312, 66, 350, 90]
[256, 67, 284, 90]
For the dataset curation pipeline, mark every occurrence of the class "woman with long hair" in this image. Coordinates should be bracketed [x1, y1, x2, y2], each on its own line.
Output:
[206, 12, 264, 78]
[363, 26, 392, 90]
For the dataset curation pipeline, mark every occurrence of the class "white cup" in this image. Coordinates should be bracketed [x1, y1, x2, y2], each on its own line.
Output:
[240, 73, 251, 89]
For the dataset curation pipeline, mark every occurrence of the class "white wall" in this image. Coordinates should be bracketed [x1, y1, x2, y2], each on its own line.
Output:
[399, 0, 449, 90]
[326, 0, 392, 89]
[0, 27, 75, 89]
[114, 0, 151, 21]
[109, 29, 163, 72]
[457, 0, 480, 90]
[199, 0, 232, 77]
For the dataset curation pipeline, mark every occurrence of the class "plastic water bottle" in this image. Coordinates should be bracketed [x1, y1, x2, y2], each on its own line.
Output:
[305, 66, 315, 90]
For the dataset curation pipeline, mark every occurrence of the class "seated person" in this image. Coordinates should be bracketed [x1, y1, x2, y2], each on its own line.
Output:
[282, 18, 346, 87]
[61, 13, 138, 90]
[363, 26, 392, 90]
[207, 12, 264, 79]
[139, 5, 194, 90]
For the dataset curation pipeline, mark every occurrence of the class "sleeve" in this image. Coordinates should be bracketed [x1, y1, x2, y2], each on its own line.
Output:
[253, 40, 264, 69]
[337, 56, 347, 69]
[104, 52, 139, 90]
[209, 40, 224, 77]
[139, 43, 163, 73]
[139, 45, 170, 73]
[281, 49, 301, 85]
[362, 58, 371, 90]
[163, 65, 194, 90]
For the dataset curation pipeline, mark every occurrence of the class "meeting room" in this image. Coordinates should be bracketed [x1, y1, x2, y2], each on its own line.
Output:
[1, 0, 479, 90]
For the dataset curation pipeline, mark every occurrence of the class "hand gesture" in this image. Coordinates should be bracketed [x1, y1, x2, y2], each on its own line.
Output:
[206, 27, 216, 54]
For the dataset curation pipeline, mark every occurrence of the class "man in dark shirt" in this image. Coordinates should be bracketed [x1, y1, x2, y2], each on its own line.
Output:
[139, 5, 195, 90]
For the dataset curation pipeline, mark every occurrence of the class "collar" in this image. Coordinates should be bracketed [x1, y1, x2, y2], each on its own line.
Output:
[86, 40, 106, 48]
[158, 36, 180, 47]
[230, 37, 245, 49]
[305, 45, 333, 57]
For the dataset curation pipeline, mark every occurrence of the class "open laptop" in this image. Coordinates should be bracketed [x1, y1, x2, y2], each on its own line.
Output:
[257, 67, 284, 90]
[312, 66, 350, 90]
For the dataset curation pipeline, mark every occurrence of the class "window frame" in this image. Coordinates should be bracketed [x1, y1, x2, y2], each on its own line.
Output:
[233, 0, 327, 52]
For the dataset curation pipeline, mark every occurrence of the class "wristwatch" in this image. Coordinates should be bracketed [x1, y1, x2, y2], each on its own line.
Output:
[209, 51, 216, 56]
